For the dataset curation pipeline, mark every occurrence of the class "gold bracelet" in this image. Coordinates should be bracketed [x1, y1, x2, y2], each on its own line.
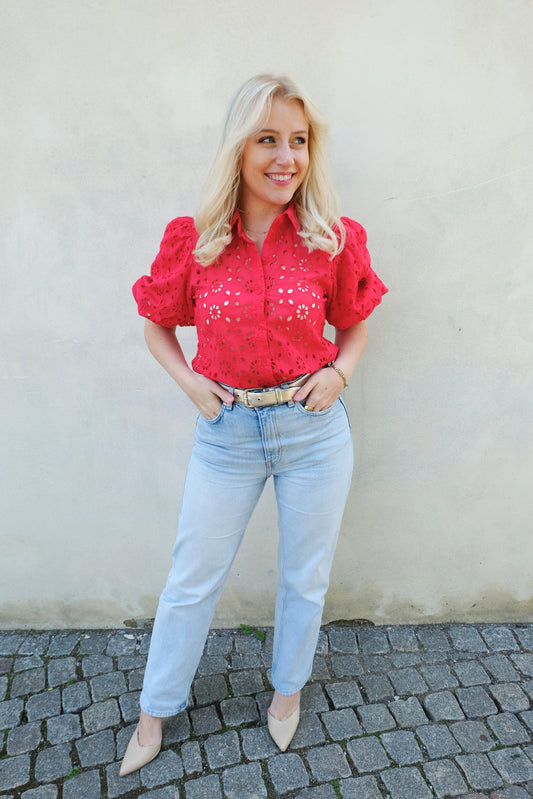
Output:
[330, 363, 348, 388]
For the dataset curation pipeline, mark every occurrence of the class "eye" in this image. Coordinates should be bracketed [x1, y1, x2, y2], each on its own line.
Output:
[293, 136, 307, 145]
[258, 135, 275, 144]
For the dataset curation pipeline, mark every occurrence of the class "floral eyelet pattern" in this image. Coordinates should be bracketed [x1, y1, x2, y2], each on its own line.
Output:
[133, 204, 387, 389]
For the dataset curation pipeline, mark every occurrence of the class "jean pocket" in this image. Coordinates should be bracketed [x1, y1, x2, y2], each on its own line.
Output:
[201, 402, 226, 425]
[294, 399, 338, 417]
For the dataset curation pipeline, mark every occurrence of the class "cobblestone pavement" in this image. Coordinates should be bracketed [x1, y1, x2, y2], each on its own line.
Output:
[1, 624, 533, 799]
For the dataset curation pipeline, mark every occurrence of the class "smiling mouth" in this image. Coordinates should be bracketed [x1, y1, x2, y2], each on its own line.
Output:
[266, 173, 295, 183]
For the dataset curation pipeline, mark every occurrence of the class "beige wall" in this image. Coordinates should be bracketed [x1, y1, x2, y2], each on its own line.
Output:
[2, 0, 532, 629]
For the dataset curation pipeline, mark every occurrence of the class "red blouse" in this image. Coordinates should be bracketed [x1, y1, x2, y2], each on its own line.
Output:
[133, 204, 387, 388]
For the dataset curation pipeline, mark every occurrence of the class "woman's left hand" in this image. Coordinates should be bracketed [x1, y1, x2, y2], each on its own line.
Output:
[293, 366, 345, 412]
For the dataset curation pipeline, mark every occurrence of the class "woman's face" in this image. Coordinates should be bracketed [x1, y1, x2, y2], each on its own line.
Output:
[239, 96, 309, 217]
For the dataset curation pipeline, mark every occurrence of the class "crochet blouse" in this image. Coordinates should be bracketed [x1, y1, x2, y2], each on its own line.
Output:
[132, 204, 387, 388]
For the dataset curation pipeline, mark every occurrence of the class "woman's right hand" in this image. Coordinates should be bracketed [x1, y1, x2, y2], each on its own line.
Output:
[183, 372, 234, 420]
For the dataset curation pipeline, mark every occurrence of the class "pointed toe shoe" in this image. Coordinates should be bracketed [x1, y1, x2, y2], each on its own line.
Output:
[267, 705, 300, 752]
[119, 725, 161, 776]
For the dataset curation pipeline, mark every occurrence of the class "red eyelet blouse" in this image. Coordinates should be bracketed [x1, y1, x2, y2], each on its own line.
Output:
[132, 204, 387, 388]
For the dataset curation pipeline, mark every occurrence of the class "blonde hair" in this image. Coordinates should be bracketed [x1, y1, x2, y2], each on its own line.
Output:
[193, 74, 345, 265]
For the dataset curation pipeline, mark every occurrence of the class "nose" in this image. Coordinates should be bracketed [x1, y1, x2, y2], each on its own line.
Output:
[276, 140, 294, 167]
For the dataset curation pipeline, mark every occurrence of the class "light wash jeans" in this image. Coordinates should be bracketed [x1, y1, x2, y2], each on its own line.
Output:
[140, 395, 353, 717]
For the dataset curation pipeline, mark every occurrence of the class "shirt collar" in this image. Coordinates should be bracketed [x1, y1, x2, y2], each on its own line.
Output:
[232, 202, 301, 237]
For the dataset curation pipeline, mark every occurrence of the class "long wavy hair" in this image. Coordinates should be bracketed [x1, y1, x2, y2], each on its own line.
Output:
[193, 74, 345, 265]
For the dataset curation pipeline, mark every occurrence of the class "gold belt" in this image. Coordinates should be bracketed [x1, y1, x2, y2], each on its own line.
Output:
[224, 374, 309, 408]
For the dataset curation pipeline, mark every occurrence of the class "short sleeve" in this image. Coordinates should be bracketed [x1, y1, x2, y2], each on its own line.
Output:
[132, 217, 198, 327]
[326, 217, 388, 329]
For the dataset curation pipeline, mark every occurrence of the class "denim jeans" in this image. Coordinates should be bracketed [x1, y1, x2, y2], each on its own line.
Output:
[140, 396, 354, 717]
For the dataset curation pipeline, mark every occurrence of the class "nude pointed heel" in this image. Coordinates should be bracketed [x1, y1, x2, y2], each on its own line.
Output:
[119, 725, 161, 776]
[267, 705, 300, 752]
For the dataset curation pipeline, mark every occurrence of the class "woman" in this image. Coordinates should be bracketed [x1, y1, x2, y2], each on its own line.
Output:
[121, 74, 387, 775]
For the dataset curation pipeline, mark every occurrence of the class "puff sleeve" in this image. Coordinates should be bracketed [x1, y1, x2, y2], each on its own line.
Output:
[132, 217, 198, 327]
[326, 217, 388, 329]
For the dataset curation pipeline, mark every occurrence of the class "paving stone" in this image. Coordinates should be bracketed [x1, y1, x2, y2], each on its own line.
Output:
[0, 698, 24, 728]
[360, 673, 395, 702]
[391, 652, 422, 668]
[184, 774, 222, 799]
[78, 632, 111, 654]
[449, 626, 488, 652]
[316, 630, 329, 655]
[325, 680, 363, 708]
[46, 713, 81, 744]
[106, 632, 137, 656]
[388, 696, 428, 727]
[321, 707, 363, 739]
[489, 789, 532, 799]
[190, 704, 221, 735]
[197, 655, 228, 676]
[511, 654, 533, 677]
[380, 765, 433, 799]
[116, 723, 136, 758]
[0, 753, 31, 790]
[420, 663, 459, 690]
[139, 633, 152, 655]
[454, 659, 491, 686]
[482, 654, 520, 682]
[481, 627, 520, 651]
[34, 743, 73, 782]
[357, 628, 389, 654]
[7, 721, 42, 755]
[0, 633, 25, 655]
[489, 683, 530, 712]
[268, 752, 309, 793]
[241, 725, 279, 759]
[62, 769, 102, 799]
[330, 654, 364, 677]
[455, 753, 504, 790]
[11, 668, 46, 697]
[514, 627, 533, 650]
[141, 749, 183, 787]
[162, 710, 191, 744]
[381, 729, 423, 768]
[362, 654, 392, 672]
[14, 655, 43, 672]
[81, 654, 113, 678]
[417, 627, 450, 651]
[488, 747, 533, 783]
[220, 696, 258, 726]
[522, 679, 533, 700]
[390, 667, 428, 696]
[387, 626, 419, 652]
[205, 633, 233, 657]
[142, 788, 180, 799]
[127, 668, 145, 691]
[47, 657, 77, 688]
[423, 759, 468, 798]
[519, 710, 533, 733]
[47, 633, 80, 656]
[62, 681, 91, 713]
[105, 761, 140, 797]
[75, 728, 116, 766]
[204, 730, 241, 769]
[19, 634, 51, 656]
[20, 787, 58, 799]
[181, 740, 203, 774]
[222, 762, 267, 799]
[310, 656, 330, 680]
[230, 653, 261, 670]
[119, 689, 141, 722]
[296, 786, 337, 799]
[328, 628, 358, 653]
[347, 735, 390, 771]
[235, 634, 263, 655]
[423, 690, 465, 721]
[306, 742, 351, 780]
[0, 674, 7, 700]
[456, 686, 498, 717]
[89, 670, 127, 702]
[487, 712, 530, 745]
[450, 720, 494, 752]
[0, 656, 12, 674]
[228, 669, 264, 696]
[117, 654, 146, 671]
[357, 702, 396, 733]
[416, 723, 462, 759]
[26, 689, 61, 721]
[82, 698, 121, 733]
[338, 774, 383, 799]
[301, 683, 329, 713]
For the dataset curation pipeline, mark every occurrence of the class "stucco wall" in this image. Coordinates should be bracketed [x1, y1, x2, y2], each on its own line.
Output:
[2, 0, 532, 629]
